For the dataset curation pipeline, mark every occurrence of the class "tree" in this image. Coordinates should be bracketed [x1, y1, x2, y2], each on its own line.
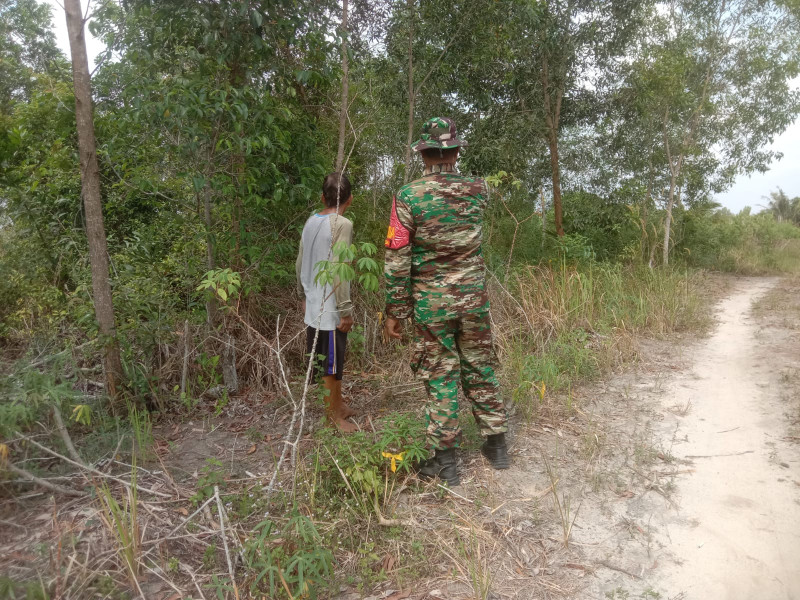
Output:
[0, 0, 65, 110]
[336, 0, 350, 171]
[64, 0, 124, 406]
[766, 189, 800, 225]
[625, 0, 800, 264]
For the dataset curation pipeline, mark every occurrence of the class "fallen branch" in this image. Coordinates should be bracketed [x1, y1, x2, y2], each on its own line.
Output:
[16, 433, 171, 498]
[53, 405, 87, 468]
[436, 483, 473, 503]
[371, 492, 408, 527]
[685, 450, 753, 459]
[139, 495, 216, 562]
[181, 561, 208, 600]
[214, 485, 240, 600]
[597, 559, 642, 580]
[4, 462, 85, 497]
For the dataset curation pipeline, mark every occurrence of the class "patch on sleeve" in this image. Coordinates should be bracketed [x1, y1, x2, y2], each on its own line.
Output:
[385, 197, 410, 249]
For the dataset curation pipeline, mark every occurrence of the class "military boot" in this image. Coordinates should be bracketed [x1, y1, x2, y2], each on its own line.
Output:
[418, 448, 460, 486]
[481, 433, 510, 469]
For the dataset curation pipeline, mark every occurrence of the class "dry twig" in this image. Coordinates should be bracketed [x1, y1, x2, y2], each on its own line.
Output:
[53, 405, 87, 467]
[17, 433, 171, 498]
[4, 462, 85, 497]
[214, 485, 240, 600]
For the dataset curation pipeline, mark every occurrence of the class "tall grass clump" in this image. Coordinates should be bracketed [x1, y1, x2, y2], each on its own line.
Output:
[491, 262, 706, 421]
[97, 469, 142, 593]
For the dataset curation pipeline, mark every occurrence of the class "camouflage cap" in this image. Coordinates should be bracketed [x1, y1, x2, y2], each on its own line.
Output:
[411, 117, 468, 152]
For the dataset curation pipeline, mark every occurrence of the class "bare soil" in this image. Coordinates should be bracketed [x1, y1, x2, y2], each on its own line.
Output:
[384, 276, 800, 600]
[559, 276, 800, 599]
[2, 276, 799, 599]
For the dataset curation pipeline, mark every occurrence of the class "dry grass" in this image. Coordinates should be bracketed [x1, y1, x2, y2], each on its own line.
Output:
[0, 264, 724, 599]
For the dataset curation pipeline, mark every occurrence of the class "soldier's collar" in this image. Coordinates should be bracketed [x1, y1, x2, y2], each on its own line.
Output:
[423, 163, 457, 176]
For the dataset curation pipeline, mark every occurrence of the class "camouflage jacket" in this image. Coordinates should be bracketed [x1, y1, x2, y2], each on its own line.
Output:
[384, 164, 489, 323]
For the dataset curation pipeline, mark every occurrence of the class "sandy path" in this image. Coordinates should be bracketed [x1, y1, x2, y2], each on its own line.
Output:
[655, 279, 800, 599]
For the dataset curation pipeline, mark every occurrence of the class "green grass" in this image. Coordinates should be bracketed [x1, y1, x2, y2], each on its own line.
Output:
[495, 262, 709, 421]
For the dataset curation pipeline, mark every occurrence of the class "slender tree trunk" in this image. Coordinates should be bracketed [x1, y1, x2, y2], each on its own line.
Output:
[662, 109, 684, 266]
[546, 131, 564, 237]
[643, 163, 653, 264]
[661, 5, 722, 266]
[541, 55, 565, 237]
[64, 0, 124, 407]
[203, 181, 216, 327]
[663, 170, 678, 266]
[335, 0, 349, 172]
[403, 0, 414, 184]
[541, 187, 546, 250]
[229, 61, 245, 271]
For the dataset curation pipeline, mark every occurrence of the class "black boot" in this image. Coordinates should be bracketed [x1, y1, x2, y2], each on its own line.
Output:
[481, 433, 510, 469]
[418, 448, 460, 486]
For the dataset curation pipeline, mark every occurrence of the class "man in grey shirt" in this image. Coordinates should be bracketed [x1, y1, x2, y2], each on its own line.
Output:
[296, 173, 357, 432]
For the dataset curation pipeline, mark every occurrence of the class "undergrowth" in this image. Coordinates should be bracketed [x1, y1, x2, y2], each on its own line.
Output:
[492, 262, 709, 422]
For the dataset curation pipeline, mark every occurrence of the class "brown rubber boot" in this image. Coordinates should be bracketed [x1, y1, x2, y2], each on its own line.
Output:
[335, 380, 357, 418]
[323, 376, 357, 433]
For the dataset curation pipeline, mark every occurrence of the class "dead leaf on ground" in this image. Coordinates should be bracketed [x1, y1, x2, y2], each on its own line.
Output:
[176, 507, 189, 516]
[247, 443, 257, 455]
[380, 553, 395, 573]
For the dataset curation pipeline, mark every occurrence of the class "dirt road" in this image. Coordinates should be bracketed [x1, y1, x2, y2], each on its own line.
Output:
[578, 278, 800, 599]
[656, 279, 800, 598]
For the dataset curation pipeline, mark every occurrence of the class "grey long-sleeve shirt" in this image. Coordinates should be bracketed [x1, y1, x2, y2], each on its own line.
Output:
[296, 213, 354, 330]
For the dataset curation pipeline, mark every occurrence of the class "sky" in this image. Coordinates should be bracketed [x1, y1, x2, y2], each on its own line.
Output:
[43, 0, 800, 214]
[715, 106, 800, 213]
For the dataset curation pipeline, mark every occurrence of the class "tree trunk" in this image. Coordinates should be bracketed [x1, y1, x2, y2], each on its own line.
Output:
[541, 54, 565, 237]
[546, 131, 565, 237]
[203, 181, 216, 327]
[541, 187, 546, 250]
[64, 0, 124, 408]
[662, 170, 677, 266]
[403, 0, 415, 184]
[661, 109, 684, 267]
[335, 0, 349, 172]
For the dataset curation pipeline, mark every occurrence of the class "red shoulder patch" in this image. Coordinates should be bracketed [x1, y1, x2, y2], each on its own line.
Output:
[385, 197, 410, 249]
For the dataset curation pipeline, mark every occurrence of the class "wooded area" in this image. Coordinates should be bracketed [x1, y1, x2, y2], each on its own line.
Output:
[2, 0, 800, 598]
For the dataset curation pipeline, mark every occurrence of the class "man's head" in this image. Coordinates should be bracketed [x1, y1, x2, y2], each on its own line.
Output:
[420, 146, 459, 167]
[322, 172, 352, 210]
[411, 117, 467, 154]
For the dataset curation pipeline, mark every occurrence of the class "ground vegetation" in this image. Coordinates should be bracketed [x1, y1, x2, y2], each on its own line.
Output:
[1, 0, 800, 597]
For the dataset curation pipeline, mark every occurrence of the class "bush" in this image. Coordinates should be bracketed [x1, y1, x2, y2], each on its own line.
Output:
[681, 208, 800, 273]
[561, 191, 639, 261]
[312, 412, 426, 514]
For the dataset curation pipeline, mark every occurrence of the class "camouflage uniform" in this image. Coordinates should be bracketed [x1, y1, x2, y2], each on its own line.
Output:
[384, 117, 508, 450]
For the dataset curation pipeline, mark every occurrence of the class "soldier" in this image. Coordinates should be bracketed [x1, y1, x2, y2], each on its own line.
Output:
[383, 117, 509, 486]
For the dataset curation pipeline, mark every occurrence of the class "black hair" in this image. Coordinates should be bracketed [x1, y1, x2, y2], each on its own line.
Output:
[322, 172, 352, 208]
[420, 147, 460, 162]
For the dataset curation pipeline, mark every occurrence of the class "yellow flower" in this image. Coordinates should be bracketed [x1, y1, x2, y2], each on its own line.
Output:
[538, 381, 546, 400]
[0, 443, 8, 465]
[382, 451, 404, 473]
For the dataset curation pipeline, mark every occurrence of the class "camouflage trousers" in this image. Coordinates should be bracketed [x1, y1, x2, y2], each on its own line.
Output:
[412, 312, 508, 450]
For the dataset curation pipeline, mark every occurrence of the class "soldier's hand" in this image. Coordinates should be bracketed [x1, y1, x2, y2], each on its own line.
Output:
[337, 315, 354, 333]
[385, 317, 403, 340]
